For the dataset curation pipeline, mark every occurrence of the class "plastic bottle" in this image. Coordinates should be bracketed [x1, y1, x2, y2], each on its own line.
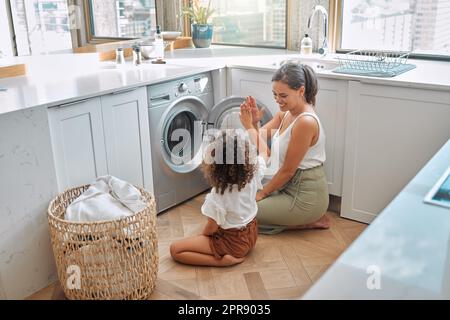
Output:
[154, 25, 164, 60]
[300, 34, 313, 55]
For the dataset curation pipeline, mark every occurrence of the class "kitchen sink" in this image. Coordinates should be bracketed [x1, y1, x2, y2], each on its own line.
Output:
[271, 58, 339, 71]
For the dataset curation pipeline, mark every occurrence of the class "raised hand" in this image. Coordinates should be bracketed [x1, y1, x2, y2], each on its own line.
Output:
[247, 96, 265, 127]
[239, 100, 253, 130]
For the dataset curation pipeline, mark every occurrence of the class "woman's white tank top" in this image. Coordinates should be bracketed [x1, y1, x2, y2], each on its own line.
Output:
[269, 111, 326, 170]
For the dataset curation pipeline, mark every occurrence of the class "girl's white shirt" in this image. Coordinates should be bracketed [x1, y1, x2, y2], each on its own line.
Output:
[201, 156, 266, 229]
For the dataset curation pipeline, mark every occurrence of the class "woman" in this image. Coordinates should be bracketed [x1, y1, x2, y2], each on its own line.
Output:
[239, 62, 329, 234]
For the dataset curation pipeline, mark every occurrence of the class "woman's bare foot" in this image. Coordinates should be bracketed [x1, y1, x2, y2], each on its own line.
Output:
[311, 215, 331, 229]
[220, 254, 245, 266]
[287, 215, 330, 230]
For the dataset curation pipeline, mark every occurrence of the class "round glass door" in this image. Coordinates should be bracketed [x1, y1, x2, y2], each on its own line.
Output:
[161, 97, 207, 173]
[216, 107, 244, 130]
[164, 111, 197, 161]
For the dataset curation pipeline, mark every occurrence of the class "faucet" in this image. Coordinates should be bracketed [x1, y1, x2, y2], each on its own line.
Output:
[307, 5, 329, 55]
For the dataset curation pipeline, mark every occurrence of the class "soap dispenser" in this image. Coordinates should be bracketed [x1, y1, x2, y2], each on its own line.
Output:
[154, 25, 164, 60]
[300, 34, 313, 55]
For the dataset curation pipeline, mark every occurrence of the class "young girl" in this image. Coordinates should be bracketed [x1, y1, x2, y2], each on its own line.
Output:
[170, 127, 267, 267]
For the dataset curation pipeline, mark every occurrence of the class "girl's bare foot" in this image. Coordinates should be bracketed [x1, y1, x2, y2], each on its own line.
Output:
[221, 254, 245, 266]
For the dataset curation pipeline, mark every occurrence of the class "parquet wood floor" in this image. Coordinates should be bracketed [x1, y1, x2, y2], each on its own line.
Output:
[27, 194, 366, 300]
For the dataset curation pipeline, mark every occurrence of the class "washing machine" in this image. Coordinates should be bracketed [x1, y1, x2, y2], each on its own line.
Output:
[147, 72, 273, 213]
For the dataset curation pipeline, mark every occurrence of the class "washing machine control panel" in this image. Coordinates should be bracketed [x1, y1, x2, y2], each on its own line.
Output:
[148, 73, 213, 103]
[173, 73, 213, 97]
[193, 75, 213, 94]
[178, 83, 188, 93]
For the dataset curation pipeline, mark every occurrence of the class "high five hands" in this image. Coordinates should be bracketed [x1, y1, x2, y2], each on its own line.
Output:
[239, 96, 265, 130]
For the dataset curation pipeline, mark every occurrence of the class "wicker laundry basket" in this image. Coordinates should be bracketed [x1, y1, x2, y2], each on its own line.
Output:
[47, 185, 158, 300]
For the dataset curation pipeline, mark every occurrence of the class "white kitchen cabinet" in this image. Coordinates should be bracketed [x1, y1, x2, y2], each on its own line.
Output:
[48, 87, 153, 192]
[101, 87, 153, 191]
[229, 68, 347, 196]
[315, 78, 348, 196]
[228, 68, 279, 117]
[48, 97, 108, 191]
[212, 68, 228, 104]
[341, 81, 450, 223]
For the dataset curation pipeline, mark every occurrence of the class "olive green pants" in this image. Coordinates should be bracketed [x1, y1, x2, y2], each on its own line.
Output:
[257, 165, 329, 234]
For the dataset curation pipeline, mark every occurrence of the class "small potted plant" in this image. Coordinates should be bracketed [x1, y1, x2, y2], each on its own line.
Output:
[183, 0, 215, 48]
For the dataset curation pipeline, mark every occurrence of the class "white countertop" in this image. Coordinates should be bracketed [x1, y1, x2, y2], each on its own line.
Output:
[229, 55, 450, 91]
[0, 53, 222, 115]
[302, 139, 450, 300]
[1, 46, 450, 116]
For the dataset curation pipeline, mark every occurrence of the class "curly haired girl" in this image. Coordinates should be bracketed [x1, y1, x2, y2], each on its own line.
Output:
[170, 128, 267, 267]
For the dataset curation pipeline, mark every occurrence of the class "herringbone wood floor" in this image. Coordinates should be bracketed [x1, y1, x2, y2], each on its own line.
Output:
[27, 193, 366, 300]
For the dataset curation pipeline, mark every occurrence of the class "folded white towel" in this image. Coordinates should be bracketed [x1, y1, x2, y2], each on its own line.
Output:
[65, 176, 147, 222]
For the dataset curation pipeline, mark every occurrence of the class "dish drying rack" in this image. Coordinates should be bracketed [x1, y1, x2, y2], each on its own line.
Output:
[334, 50, 415, 77]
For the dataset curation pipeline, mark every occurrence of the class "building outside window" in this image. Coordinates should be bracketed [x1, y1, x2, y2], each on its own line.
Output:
[210, 0, 287, 48]
[88, 0, 157, 39]
[340, 0, 450, 58]
[6, 0, 449, 59]
[9, 0, 72, 55]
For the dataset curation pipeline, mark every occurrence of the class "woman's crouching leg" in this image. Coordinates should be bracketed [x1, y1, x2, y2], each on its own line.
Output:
[256, 189, 329, 233]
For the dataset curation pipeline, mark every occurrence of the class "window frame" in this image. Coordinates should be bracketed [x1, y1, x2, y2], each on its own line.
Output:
[181, 0, 191, 37]
[2, 0, 16, 56]
[333, 0, 450, 61]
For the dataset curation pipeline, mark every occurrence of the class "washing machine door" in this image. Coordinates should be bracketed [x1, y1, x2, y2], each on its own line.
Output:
[160, 96, 208, 173]
[207, 96, 273, 130]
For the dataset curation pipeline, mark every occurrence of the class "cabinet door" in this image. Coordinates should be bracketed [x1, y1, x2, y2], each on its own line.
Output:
[342, 81, 450, 223]
[101, 87, 153, 191]
[315, 78, 348, 196]
[48, 97, 108, 191]
[229, 68, 279, 117]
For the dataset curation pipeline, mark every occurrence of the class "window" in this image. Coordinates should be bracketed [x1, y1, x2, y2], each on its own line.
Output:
[10, 0, 73, 55]
[0, 1, 14, 57]
[209, 0, 287, 48]
[340, 0, 450, 59]
[88, 0, 157, 39]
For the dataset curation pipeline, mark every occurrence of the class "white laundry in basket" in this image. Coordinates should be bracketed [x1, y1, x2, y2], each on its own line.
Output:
[65, 175, 147, 222]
